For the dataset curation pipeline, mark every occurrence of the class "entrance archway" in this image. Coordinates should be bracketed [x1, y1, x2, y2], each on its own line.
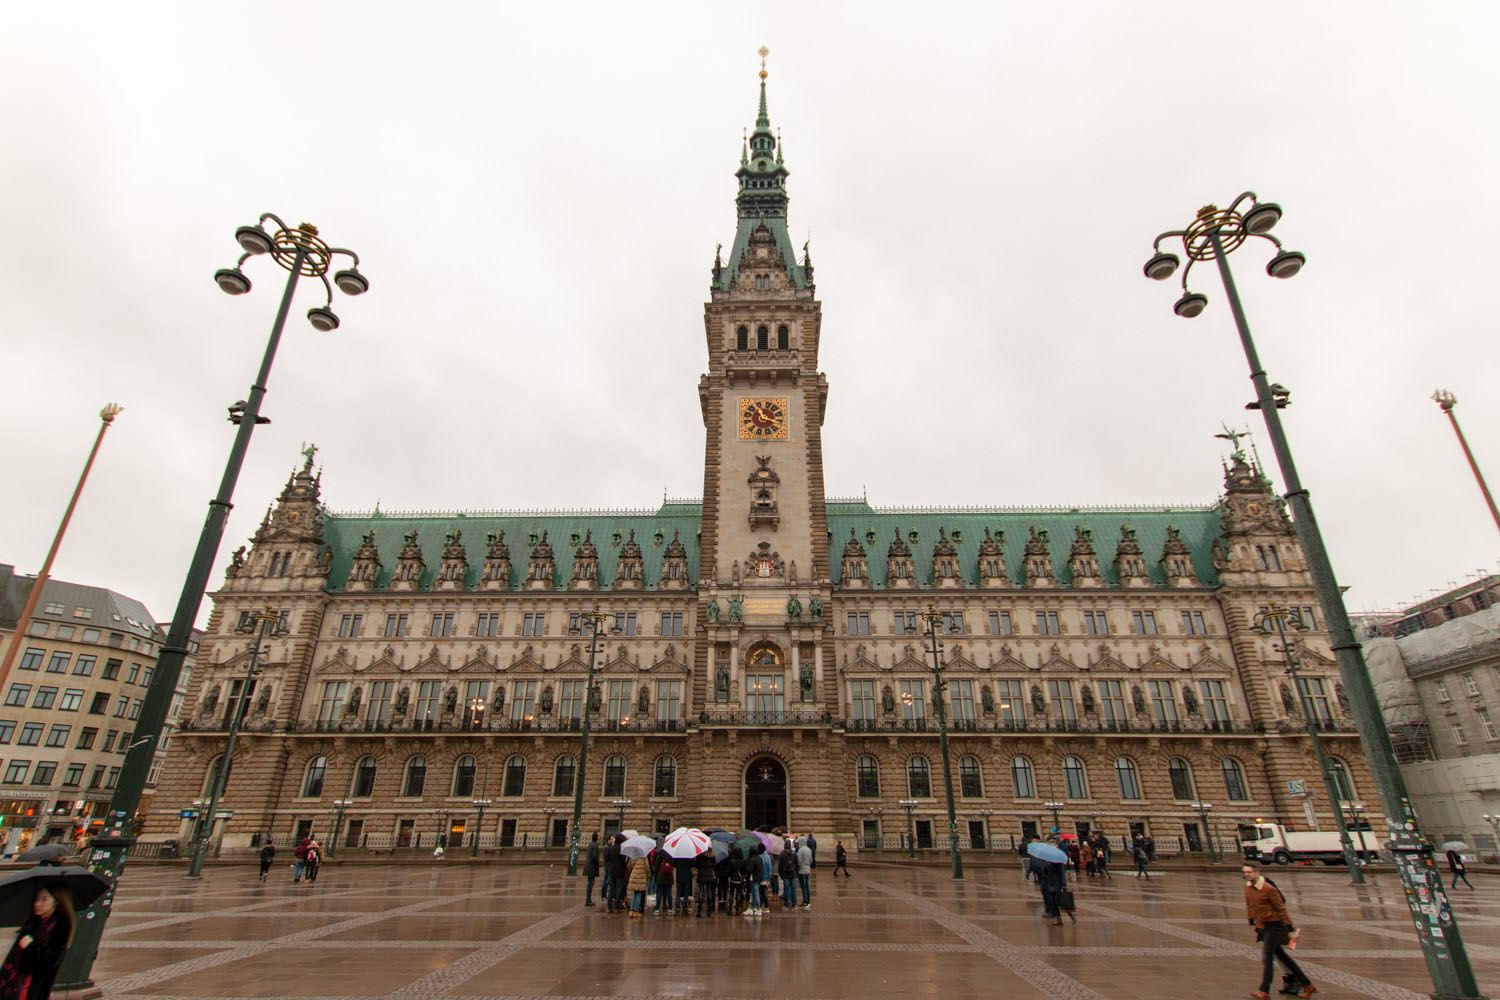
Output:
[744, 756, 787, 830]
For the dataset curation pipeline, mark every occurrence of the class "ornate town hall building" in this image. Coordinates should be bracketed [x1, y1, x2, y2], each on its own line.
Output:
[150, 73, 1377, 856]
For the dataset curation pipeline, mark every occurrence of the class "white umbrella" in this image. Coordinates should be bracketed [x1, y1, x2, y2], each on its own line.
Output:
[1440, 841, 1471, 855]
[620, 835, 656, 859]
[663, 827, 711, 859]
[619, 829, 640, 840]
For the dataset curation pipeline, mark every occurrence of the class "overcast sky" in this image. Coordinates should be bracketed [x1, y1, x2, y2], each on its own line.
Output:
[3, 2, 1498, 627]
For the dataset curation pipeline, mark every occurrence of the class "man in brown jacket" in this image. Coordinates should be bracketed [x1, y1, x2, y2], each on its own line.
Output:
[1243, 865, 1314, 998]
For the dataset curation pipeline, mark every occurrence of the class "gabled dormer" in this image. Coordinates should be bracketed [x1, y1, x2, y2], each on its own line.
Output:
[1216, 449, 1306, 588]
[434, 529, 468, 592]
[345, 531, 382, 592]
[229, 449, 329, 591]
[839, 530, 869, 590]
[977, 528, 1007, 587]
[525, 532, 556, 591]
[1023, 527, 1055, 588]
[1158, 525, 1200, 587]
[886, 531, 915, 589]
[1113, 525, 1150, 588]
[570, 530, 600, 591]
[931, 528, 964, 589]
[479, 531, 512, 592]
[1068, 527, 1103, 588]
[614, 530, 644, 590]
[390, 530, 426, 592]
[660, 531, 691, 591]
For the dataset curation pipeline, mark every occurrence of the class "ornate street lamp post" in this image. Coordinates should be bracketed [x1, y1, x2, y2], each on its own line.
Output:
[1192, 802, 1218, 863]
[898, 799, 918, 859]
[470, 799, 492, 857]
[1254, 605, 1364, 882]
[1044, 801, 1064, 836]
[56, 215, 366, 994]
[1432, 390, 1500, 537]
[1145, 195, 1480, 998]
[328, 799, 352, 858]
[187, 607, 285, 877]
[565, 607, 617, 877]
[910, 607, 963, 878]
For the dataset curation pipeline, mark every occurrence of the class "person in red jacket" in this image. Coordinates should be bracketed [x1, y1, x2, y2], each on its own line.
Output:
[293, 836, 312, 883]
[1243, 865, 1314, 998]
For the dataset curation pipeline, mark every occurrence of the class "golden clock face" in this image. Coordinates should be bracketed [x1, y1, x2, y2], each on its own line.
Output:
[738, 397, 788, 439]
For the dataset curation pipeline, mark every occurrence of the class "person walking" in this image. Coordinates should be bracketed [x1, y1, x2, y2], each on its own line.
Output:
[1080, 840, 1095, 879]
[583, 833, 601, 906]
[1447, 848, 1475, 891]
[1035, 858, 1068, 925]
[1020, 834, 1037, 884]
[1066, 839, 1081, 877]
[257, 841, 276, 882]
[1132, 837, 1150, 879]
[779, 838, 799, 908]
[0, 882, 75, 1000]
[304, 840, 322, 884]
[626, 852, 650, 918]
[607, 835, 628, 913]
[833, 841, 850, 877]
[1244, 865, 1314, 998]
[806, 832, 817, 869]
[1092, 834, 1113, 879]
[795, 836, 813, 910]
[293, 834, 311, 883]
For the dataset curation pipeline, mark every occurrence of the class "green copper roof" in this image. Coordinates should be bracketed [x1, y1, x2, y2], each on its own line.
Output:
[322, 505, 702, 592]
[825, 502, 1222, 589]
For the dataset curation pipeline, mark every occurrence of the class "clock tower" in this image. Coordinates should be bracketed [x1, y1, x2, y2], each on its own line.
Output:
[695, 53, 831, 708]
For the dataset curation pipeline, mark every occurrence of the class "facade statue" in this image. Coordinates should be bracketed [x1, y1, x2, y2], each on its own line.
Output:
[1131, 684, 1147, 715]
[1280, 683, 1299, 714]
[786, 596, 802, 619]
[255, 686, 271, 714]
[394, 687, 410, 714]
[538, 686, 554, 713]
[202, 687, 219, 714]
[808, 596, 823, 620]
[715, 663, 730, 701]
[347, 686, 362, 714]
[882, 685, 896, 714]
[493, 686, 506, 713]
[444, 686, 457, 713]
[980, 685, 995, 714]
[588, 685, 602, 712]
[1080, 684, 1095, 714]
[1335, 683, 1350, 713]
[638, 685, 651, 714]
[799, 664, 814, 701]
[728, 597, 744, 622]
[1031, 685, 1046, 716]
[706, 598, 720, 622]
[1182, 685, 1200, 715]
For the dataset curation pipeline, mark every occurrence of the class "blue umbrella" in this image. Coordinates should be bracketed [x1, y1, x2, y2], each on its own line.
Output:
[1027, 841, 1068, 864]
[708, 830, 735, 844]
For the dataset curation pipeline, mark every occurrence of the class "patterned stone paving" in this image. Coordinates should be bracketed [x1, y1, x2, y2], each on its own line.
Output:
[65, 860, 1499, 999]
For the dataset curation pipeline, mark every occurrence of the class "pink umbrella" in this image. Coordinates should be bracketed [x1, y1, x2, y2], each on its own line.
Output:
[754, 831, 784, 855]
[662, 827, 712, 859]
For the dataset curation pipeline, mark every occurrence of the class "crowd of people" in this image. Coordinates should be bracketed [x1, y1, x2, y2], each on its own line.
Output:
[581, 829, 847, 917]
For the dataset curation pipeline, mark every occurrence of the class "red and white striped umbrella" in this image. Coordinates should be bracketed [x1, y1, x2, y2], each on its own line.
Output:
[662, 827, 712, 859]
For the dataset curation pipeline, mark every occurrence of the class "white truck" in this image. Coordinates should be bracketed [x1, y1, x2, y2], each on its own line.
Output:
[1238, 821, 1380, 866]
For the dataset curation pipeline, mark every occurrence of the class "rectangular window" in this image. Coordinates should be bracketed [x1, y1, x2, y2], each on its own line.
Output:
[4, 685, 30, 708]
[1463, 672, 1480, 696]
[82, 628, 100, 643]
[142, 665, 153, 687]
[102, 659, 121, 680]
[1298, 606, 1317, 630]
[655, 680, 682, 722]
[846, 612, 871, 635]
[461, 680, 490, 722]
[1295, 677, 1333, 726]
[510, 680, 538, 723]
[1083, 611, 1109, 636]
[1479, 707, 1499, 741]
[898, 679, 925, 721]
[1199, 680, 1230, 726]
[318, 682, 349, 723]
[995, 679, 1026, 726]
[0, 721, 12, 744]
[476, 612, 502, 637]
[3, 761, 29, 784]
[45, 652, 72, 673]
[43, 602, 64, 615]
[560, 680, 585, 722]
[31, 761, 56, 786]
[367, 680, 395, 724]
[1436, 679, 1451, 702]
[1132, 611, 1158, 635]
[1036, 611, 1061, 635]
[988, 611, 1013, 635]
[77, 727, 97, 749]
[949, 679, 975, 721]
[605, 680, 632, 721]
[1180, 611, 1208, 635]
[1452, 721, 1468, 746]
[88, 766, 104, 789]
[73, 655, 95, 676]
[893, 611, 917, 635]
[103, 731, 116, 751]
[415, 681, 442, 721]
[106, 767, 119, 789]
[942, 612, 965, 635]
[18, 723, 43, 746]
[659, 612, 682, 637]
[848, 679, 876, 720]
[126, 663, 140, 684]
[89, 692, 109, 714]
[1097, 679, 1127, 726]
[429, 613, 454, 637]
[383, 614, 409, 638]
[26, 623, 47, 638]
[746, 675, 783, 715]
[337, 613, 363, 638]
[17, 649, 43, 672]
[113, 695, 129, 717]
[1047, 679, 1076, 723]
[32, 687, 57, 710]
[62, 763, 84, 787]
[44, 725, 69, 748]
[522, 613, 546, 637]
[56, 625, 75, 641]
[614, 612, 637, 636]
[1148, 680, 1179, 725]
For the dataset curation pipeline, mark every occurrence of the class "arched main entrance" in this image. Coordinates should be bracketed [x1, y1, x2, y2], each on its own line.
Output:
[744, 756, 787, 830]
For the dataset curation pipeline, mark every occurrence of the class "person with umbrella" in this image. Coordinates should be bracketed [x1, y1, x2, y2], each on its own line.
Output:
[1027, 839, 1071, 925]
[1444, 843, 1475, 891]
[0, 880, 75, 1000]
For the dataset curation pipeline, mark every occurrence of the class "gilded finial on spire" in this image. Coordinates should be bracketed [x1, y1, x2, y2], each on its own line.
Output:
[759, 45, 769, 79]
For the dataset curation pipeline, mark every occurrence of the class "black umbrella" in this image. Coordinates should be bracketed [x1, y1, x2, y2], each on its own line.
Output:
[0, 866, 109, 928]
[15, 845, 70, 864]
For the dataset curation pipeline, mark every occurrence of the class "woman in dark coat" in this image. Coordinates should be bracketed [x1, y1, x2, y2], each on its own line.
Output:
[0, 882, 75, 1000]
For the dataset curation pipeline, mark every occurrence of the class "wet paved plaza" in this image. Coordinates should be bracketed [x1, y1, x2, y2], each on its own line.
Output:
[80, 859, 1499, 999]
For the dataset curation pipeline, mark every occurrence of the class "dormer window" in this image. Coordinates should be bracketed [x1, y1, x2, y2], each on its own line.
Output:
[755, 275, 770, 291]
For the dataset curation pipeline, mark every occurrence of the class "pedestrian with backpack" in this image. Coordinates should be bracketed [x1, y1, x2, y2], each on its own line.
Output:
[778, 839, 798, 908]
[1244, 864, 1314, 998]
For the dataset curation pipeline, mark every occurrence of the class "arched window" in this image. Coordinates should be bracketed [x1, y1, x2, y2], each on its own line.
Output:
[452, 755, 476, 797]
[756, 324, 769, 350]
[402, 755, 426, 797]
[352, 755, 377, 798]
[654, 756, 676, 797]
[856, 755, 880, 798]
[553, 755, 575, 797]
[1114, 757, 1142, 800]
[202, 755, 227, 797]
[907, 756, 931, 798]
[1062, 756, 1088, 798]
[301, 755, 327, 798]
[1168, 757, 1195, 800]
[1221, 757, 1249, 801]
[1327, 756, 1355, 802]
[1011, 756, 1036, 798]
[776, 324, 789, 350]
[603, 754, 626, 796]
[959, 755, 983, 798]
[502, 754, 526, 797]
[736, 325, 748, 351]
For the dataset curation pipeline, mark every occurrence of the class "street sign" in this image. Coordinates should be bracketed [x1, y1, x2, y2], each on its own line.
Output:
[178, 810, 199, 819]
[1287, 780, 1307, 798]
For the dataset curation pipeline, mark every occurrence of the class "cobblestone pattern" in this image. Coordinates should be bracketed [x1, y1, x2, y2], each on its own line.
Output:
[382, 908, 585, 1000]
